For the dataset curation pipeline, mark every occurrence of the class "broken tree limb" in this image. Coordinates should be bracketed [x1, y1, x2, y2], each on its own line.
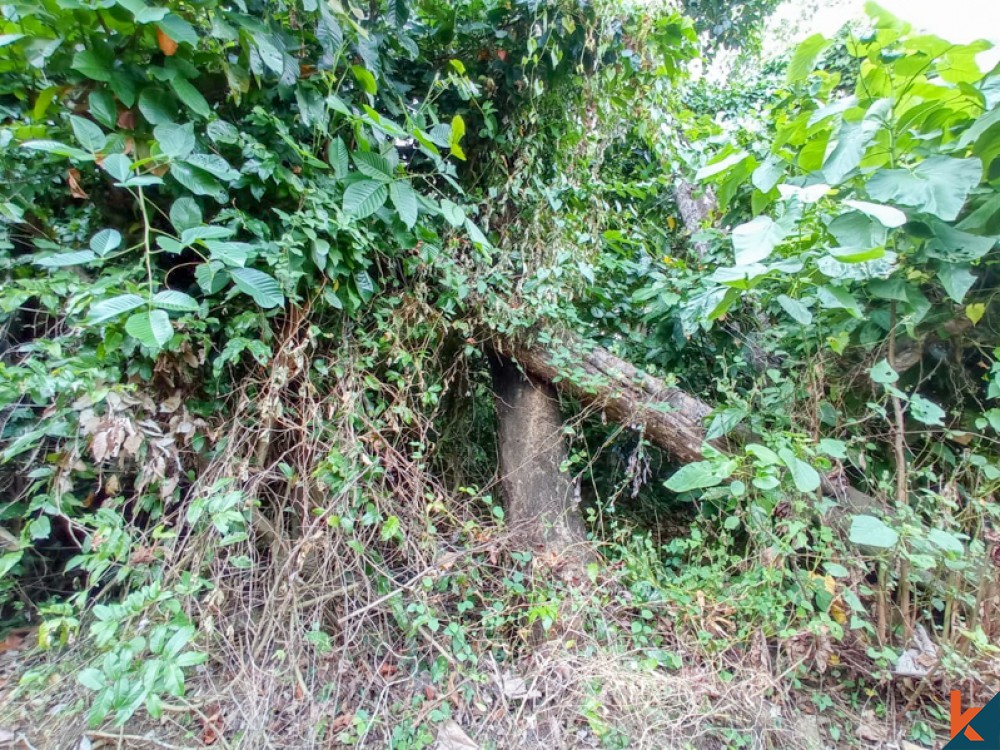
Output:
[498, 331, 880, 515]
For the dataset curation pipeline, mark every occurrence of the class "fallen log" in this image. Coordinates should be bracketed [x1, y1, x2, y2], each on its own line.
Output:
[499, 331, 880, 515]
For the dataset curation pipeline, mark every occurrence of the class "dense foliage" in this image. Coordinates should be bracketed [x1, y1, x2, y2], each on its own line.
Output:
[0, 0, 998, 746]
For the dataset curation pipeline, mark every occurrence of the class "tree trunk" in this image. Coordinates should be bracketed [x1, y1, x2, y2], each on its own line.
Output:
[674, 181, 716, 260]
[490, 356, 590, 567]
[498, 332, 879, 514]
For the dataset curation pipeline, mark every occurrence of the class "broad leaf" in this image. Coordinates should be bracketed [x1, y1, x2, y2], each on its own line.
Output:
[35, 250, 98, 267]
[90, 228, 122, 256]
[70, 116, 106, 152]
[869, 359, 898, 385]
[89, 294, 145, 324]
[154, 123, 195, 159]
[937, 263, 977, 303]
[389, 181, 418, 229]
[909, 394, 945, 426]
[229, 268, 284, 309]
[353, 151, 393, 182]
[152, 290, 199, 312]
[343, 180, 388, 219]
[732, 216, 786, 265]
[849, 515, 899, 549]
[776, 294, 812, 325]
[787, 33, 829, 83]
[665, 461, 733, 492]
[125, 309, 173, 348]
[867, 156, 982, 221]
[778, 448, 820, 493]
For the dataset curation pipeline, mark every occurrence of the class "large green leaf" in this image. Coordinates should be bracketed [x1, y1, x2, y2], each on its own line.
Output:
[778, 448, 820, 493]
[731, 216, 787, 265]
[775, 294, 812, 325]
[924, 220, 996, 262]
[170, 78, 211, 118]
[89, 228, 122, 256]
[849, 515, 899, 549]
[389, 181, 418, 229]
[937, 263, 977, 303]
[343, 180, 388, 219]
[125, 309, 173, 349]
[154, 123, 195, 159]
[152, 290, 200, 312]
[34, 250, 98, 267]
[786, 33, 829, 83]
[229, 268, 284, 309]
[89, 294, 145, 324]
[70, 115, 106, 153]
[71, 50, 111, 81]
[353, 151, 393, 182]
[866, 156, 982, 221]
[665, 460, 734, 492]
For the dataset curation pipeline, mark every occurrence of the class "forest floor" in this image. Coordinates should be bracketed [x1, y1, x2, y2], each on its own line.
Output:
[0, 601, 961, 750]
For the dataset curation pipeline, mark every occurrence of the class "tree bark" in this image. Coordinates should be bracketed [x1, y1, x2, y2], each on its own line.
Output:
[497, 332, 879, 514]
[490, 356, 590, 566]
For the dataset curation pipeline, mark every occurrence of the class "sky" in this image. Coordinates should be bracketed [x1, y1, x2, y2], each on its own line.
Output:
[775, 0, 1000, 46]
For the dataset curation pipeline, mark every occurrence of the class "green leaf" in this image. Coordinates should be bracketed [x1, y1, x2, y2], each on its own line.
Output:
[343, 180, 388, 219]
[138, 88, 176, 125]
[465, 218, 491, 247]
[183, 153, 238, 181]
[90, 228, 122, 256]
[154, 122, 195, 159]
[78, 668, 105, 691]
[696, 151, 749, 181]
[849, 515, 899, 549]
[101, 154, 132, 182]
[867, 156, 982, 221]
[169, 162, 226, 202]
[450, 114, 466, 160]
[732, 216, 786, 265]
[329, 138, 349, 178]
[126, 309, 173, 348]
[389, 181, 418, 229]
[665, 461, 733, 492]
[925, 220, 996, 262]
[927, 528, 964, 554]
[909, 394, 945, 426]
[937, 263, 977, 303]
[351, 65, 377, 95]
[353, 151, 393, 182]
[440, 199, 465, 228]
[89, 294, 145, 324]
[70, 116, 106, 153]
[21, 140, 88, 159]
[816, 285, 862, 317]
[256, 35, 286, 75]
[35, 250, 98, 267]
[157, 14, 198, 45]
[787, 33, 829, 83]
[170, 78, 211, 118]
[71, 50, 111, 82]
[869, 359, 898, 385]
[842, 199, 906, 228]
[230, 268, 284, 309]
[152, 290, 199, 312]
[170, 197, 202, 231]
[29, 515, 51, 540]
[776, 294, 812, 325]
[778, 448, 820, 493]
[88, 90, 118, 129]
[751, 157, 784, 193]
[116, 0, 167, 23]
[0, 34, 25, 47]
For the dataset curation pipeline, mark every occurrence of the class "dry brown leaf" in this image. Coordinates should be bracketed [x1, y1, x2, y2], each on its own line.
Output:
[201, 703, 222, 746]
[156, 28, 178, 56]
[331, 713, 353, 733]
[68, 168, 88, 199]
[436, 720, 478, 750]
[117, 109, 136, 130]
